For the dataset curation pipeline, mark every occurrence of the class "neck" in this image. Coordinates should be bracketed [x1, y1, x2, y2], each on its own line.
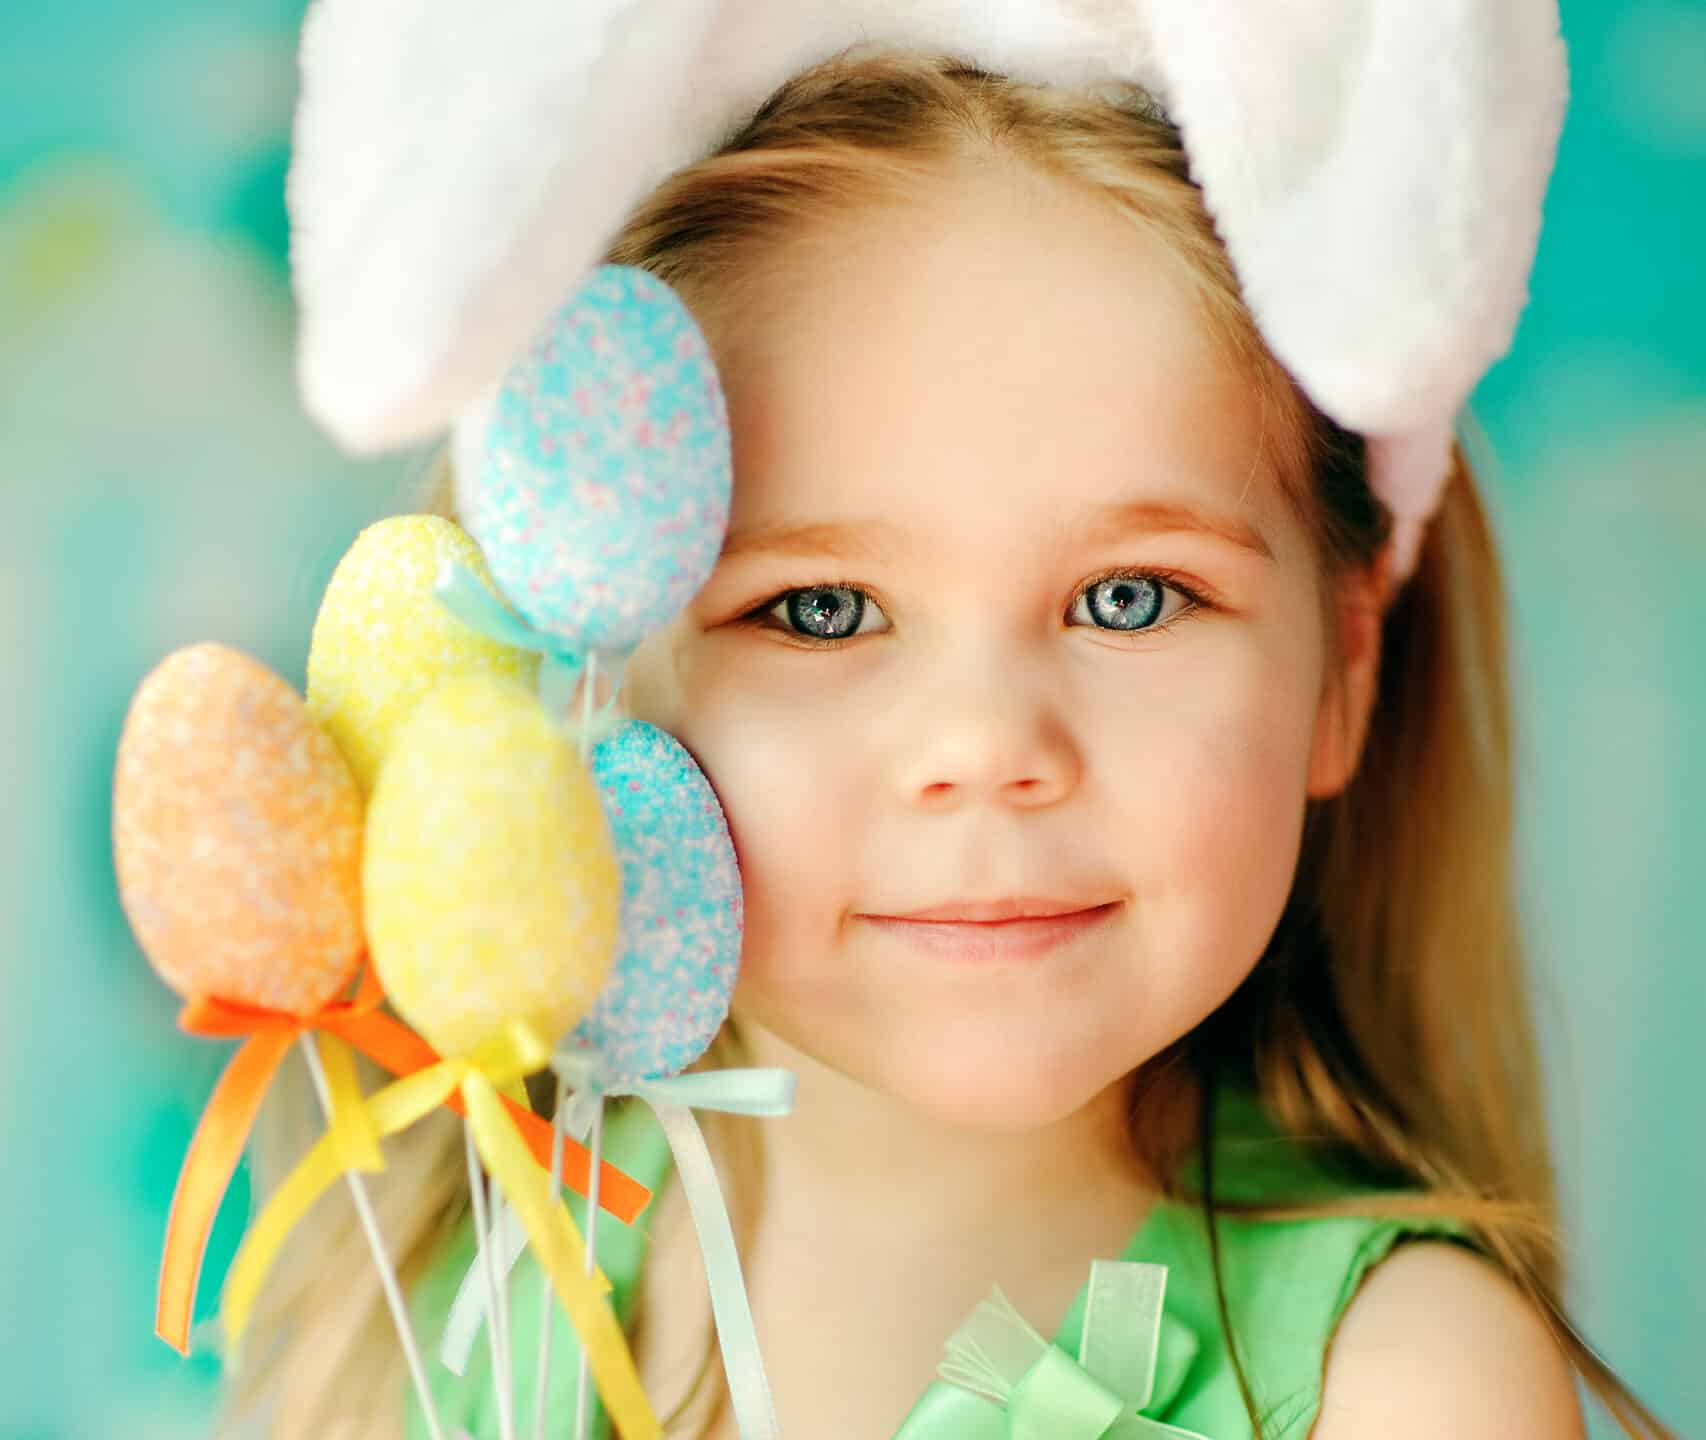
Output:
[729, 1017, 1184, 1320]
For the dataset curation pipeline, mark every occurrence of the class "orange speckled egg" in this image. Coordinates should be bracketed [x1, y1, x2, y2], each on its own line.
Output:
[113, 642, 365, 1013]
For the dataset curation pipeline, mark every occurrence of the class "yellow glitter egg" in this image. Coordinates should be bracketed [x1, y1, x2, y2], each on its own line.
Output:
[307, 514, 538, 794]
[363, 673, 620, 1058]
[113, 643, 365, 1013]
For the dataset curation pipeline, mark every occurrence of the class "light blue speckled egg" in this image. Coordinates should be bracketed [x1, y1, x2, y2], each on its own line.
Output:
[574, 719, 743, 1084]
[469, 264, 733, 651]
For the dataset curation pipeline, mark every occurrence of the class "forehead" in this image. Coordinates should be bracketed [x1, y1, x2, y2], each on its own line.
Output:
[713, 158, 1288, 550]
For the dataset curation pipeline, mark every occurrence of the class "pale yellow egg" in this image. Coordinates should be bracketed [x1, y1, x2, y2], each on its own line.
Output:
[307, 514, 538, 794]
[363, 673, 620, 1058]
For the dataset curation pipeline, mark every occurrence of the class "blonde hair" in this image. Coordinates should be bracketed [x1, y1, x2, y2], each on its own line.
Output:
[220, 45, 1673, 1439]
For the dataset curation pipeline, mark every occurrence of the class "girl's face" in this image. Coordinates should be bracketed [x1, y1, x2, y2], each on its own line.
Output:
[625, 160, 1381, 1132]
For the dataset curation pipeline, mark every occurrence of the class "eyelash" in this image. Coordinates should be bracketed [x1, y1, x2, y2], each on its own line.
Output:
[736, 566, 1217, 648]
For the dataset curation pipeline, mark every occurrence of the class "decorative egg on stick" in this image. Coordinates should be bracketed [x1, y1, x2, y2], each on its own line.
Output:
[553, 722, 793, 1440]
[450, 264, 732, 732]
[358, 672, 658, 1440]
[113, 641, 455, 1437]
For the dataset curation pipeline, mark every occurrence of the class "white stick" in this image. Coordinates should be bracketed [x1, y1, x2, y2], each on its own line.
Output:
[574, 651, 606, 1440]
[298, 1036, 448, 1440]
[467, 1125, 519, 1440]
[551, 647, 611, 1440]
[530, 651, 613, 1438]
[488, 1151, 518, 1418]
[581, 651, 601, 745]
[530, 1070, 567, 1440]
[573, 1100, 606, 1440]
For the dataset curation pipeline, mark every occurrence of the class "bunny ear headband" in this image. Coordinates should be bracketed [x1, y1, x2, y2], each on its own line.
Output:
[287, 0, 1568, 589]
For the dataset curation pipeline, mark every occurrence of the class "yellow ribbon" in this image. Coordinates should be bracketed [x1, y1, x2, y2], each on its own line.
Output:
[223, 1021, 658, 1440]
[155, 971, 391, 1355]
[317, 1031, 385, 1173]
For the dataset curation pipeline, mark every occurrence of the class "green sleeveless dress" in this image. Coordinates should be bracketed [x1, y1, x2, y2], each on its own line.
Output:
[407, 1089, 1476, 1440]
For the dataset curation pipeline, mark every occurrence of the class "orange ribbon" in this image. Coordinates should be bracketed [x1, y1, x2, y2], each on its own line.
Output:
[333, 1005, 652, 1225]
[156, 968, 651, 1355]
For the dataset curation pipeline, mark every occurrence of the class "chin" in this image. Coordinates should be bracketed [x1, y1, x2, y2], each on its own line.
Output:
[887, 1027, 1144, 1133]
[891, 1073, 1118, 1134]
[766, 995, 1154, 1135]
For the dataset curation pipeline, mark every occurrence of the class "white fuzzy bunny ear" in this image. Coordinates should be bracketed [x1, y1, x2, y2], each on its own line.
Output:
[288, 0, 726, 453]
[1141, 1, 1566, 437]
[1139, 0, 1566, 573]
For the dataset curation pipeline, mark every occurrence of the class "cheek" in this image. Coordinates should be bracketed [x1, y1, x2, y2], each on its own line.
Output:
[1146, 701, 1310, 887]
[650, 641, 872, 983]
[1110, 647, 1317, 997]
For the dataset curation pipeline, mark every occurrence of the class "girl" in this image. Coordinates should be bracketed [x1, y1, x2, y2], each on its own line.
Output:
[221, 45, 1673, 1440]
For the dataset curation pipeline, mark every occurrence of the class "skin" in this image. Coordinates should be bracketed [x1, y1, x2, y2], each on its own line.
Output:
[621, 154, 1580, 1438]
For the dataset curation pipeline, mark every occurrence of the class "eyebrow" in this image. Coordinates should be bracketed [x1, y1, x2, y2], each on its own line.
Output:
[1081, 499, 1275, 562]
[717, 497, 1274, 565]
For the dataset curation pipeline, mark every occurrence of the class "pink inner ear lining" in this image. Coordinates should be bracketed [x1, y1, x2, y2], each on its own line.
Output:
[1363, 419, 1459, 601]
[1380, 519, 1422, 607]
[1363, 533, 1401, 617]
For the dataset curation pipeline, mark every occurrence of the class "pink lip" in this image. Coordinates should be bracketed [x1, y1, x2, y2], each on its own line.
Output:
[888, 897, 1115, 922]
[860, 901, 1123, 962]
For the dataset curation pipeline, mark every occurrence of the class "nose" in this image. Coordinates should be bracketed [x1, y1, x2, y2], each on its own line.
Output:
[892, 648, 1082, 811]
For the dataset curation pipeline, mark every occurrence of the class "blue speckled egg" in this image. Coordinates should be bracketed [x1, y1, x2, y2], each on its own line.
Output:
[574, 719, 743, 1083]
[468, 264, 732, 652]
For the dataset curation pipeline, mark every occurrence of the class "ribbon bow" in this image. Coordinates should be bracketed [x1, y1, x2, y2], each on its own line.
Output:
[899, 1262, 1208, 1440]
[159, 966, 650, 1356]
[434, 559, 627, 745]
[444, 1045, 797, 1440]
[224, 1022, 663, 1440]
[156, 968, 392, 1354]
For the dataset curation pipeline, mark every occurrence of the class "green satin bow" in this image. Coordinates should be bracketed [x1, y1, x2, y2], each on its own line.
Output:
[896, 1261, 1210, 1440]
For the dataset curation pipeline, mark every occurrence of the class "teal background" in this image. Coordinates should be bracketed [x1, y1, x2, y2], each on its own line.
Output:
[0, 2, 1700, 1435]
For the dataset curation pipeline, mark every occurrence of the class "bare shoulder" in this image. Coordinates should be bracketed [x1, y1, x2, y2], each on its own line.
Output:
[1309, 1240, 1587, 1440]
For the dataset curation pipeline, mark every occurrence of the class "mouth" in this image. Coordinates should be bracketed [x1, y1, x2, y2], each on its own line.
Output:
[857, 900, 1124, 963]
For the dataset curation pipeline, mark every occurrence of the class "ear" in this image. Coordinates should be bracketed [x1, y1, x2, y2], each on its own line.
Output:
[1307, 552, 1390, 799]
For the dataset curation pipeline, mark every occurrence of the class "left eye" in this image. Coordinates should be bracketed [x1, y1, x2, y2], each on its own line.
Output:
[1071, 574, 1189, 633]
[767, 585, 890, 640]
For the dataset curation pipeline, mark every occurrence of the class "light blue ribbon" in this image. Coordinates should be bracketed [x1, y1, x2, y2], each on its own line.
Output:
[441, 1047, 796, 1440]
[433, 559, 628, 747]
[916, 1261, 1212, 1440]
[554, 1047, 795, 1440]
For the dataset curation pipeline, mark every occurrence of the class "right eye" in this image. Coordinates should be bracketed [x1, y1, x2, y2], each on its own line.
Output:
[761, 584, 890, 642]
